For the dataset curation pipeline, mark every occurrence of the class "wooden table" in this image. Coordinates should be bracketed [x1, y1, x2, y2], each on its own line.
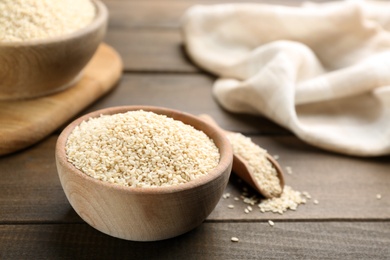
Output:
[1, 0, 389, 259]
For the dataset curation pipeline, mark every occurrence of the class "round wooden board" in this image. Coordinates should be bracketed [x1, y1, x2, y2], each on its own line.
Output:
[0, 43, 123, 156]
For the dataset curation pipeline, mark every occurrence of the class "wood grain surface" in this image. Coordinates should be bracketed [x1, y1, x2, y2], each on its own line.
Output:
[0, 0, 389, 258]
[1, 222, 389, 259]
[0, 44, 122, 156]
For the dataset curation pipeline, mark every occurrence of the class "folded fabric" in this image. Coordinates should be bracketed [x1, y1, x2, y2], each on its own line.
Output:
[181, 0, 390, 156]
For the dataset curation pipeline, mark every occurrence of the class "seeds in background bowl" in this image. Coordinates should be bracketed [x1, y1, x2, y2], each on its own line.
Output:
[0, 0, 95, 42]
[65, 110, 220, 187]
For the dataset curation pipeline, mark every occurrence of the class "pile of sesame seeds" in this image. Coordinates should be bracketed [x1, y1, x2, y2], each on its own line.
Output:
[226, 133, 282, 198]
[258, 186, 309, 214]
[223, 184, 313, 216]
[66, 110, 220, 187]
[0, 0, 95, 42]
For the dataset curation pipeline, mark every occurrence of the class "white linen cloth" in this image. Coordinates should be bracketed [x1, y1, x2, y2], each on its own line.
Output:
[181, 0, 390, 156]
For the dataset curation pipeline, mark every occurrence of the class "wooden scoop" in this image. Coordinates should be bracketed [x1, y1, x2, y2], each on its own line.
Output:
[199, 114, 285, 198]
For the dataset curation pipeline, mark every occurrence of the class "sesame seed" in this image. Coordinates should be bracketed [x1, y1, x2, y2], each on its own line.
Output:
[376, 194, 382, 199]
[302, 191, 311, 199]
[273, 155, 280, 160]
[285, 166, 293, 175]
[228, 205, 235, 209]
[234, 197, 240, 201]
[244, 208, 249, 214]
[243, 196, 257, 205]
[313, 199, 319, 205]
[231, 237, 239, 242]
[268, 220, 275, 227]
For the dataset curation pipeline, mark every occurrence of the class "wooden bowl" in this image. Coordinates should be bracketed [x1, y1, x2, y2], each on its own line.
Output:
[0, 0, 108, 100]
[55, 106, 233, 241]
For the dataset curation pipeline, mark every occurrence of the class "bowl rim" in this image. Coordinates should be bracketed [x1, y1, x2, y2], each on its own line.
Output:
[0, 0, 108, 47]
[56, 105, 233, 195]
